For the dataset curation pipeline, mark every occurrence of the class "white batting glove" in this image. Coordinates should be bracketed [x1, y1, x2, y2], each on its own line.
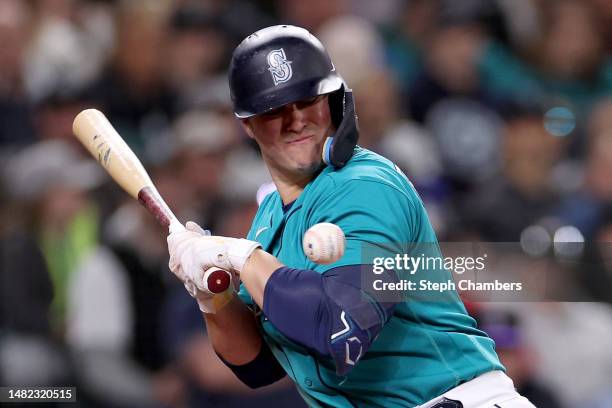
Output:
[168, 222, 238, 314]
[167, 221, 261, 281]
[182, 268, 235, 314]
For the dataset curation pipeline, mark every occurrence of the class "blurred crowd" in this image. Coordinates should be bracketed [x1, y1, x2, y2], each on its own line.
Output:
[1, 0, 612, 407]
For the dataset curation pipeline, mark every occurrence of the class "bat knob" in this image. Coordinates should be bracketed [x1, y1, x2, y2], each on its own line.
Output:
[205, 268, 232, 293]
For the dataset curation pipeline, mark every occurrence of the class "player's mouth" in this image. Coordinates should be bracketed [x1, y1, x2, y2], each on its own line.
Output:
[286, 134, 314, 145]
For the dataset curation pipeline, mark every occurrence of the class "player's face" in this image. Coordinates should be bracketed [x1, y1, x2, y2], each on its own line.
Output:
[242, 95, 334, 179]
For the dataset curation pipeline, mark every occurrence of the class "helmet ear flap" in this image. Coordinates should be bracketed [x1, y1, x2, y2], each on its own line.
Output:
[328, 87, 345, 128]
[323, 86, 359, 168]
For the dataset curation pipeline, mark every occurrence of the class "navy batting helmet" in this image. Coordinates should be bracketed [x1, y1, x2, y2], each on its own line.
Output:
[228, 25, 359, 168]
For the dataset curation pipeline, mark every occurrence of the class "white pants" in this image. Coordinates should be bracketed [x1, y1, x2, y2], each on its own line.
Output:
[416, 371, 536, 408]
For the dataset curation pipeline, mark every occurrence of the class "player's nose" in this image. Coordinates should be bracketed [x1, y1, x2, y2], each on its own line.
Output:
[283, 103, 306, 133]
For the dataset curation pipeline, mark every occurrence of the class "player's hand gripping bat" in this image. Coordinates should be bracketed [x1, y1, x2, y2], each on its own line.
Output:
[72, 109, 231, 294]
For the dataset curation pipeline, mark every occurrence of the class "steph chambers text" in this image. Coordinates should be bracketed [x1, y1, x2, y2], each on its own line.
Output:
[373, 279, 523, 292]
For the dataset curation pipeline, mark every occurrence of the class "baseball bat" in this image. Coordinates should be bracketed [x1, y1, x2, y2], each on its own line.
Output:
[72, 108, 230, 294]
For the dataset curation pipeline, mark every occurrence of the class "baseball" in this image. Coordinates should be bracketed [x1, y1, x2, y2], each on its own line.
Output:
[303, 222, 346, 264]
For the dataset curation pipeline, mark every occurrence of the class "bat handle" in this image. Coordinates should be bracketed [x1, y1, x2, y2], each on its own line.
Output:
[204, 268, 233, 294]
[167, 217, 232, 294]
[168, 218, 184, 234]
[137, 187, 232, 293]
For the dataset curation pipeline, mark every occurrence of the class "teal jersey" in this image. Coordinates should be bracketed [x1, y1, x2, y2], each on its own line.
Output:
[240, 148, 503, 407]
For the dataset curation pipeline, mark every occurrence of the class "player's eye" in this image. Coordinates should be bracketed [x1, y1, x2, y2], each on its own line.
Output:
[261, 106, 284, 117]
[260, 95, 323, 118]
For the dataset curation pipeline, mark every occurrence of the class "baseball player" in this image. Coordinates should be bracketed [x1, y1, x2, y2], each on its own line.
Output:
[167, 25, 535, 407]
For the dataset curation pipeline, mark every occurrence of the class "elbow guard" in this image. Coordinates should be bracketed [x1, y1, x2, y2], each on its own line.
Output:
[264, 265, 396, 376]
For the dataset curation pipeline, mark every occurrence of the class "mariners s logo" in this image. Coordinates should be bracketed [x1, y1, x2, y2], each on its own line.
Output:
[267, 48, 293, 85]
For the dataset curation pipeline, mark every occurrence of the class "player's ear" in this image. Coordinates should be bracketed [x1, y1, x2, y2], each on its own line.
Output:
[240, 118, 255, 140]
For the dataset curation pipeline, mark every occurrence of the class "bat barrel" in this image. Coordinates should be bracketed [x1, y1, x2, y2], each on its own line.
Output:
[73, 108, 231, 295]
[72, 109, 154, 200]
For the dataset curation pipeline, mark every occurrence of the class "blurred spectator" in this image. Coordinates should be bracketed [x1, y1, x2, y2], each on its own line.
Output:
[587, 0, 612, 54]
[172, 0, 274, 44]
[491, 302, 612, 405]
[88, 0, 176, 154]
[5, 140, 162, 406]
[317, 16, 393, 148]
[533, 0, 605, 83]
[160, 109, 241, 231]
[0, 163, 63, 389]
[578, 211, 612, 302]
[103, 199, 171, 368]
[493, 0, 540, 51]
[33, 89, 93, 143]
[0, 0, 36, 147]
[0, 162, 52, 337]
[350, 0, 403, 26]
[23, 0, 114, 104]
[382, 0, 437, 96]
[276, 0, 348, 32]
[395, 0, 612, 129]
[465, 109, 566, 240]
[477, 0, 612, 123]
[477, 310, 563, 407]
[215, 200, 260, 240]
[382, 0, 537, 118]
[221, 144, 271, 207]
[407, 2, 508, 123]
[164, 5, 230, 112]
[350, 71, 397, 151]
[427, 98, 503, 188]
[557, 99, 612, 238]
[158, 287, 306, 407]
[317, 14, 448, 223]
[0, 0, 30, 96]
[317, 16, 386, 89]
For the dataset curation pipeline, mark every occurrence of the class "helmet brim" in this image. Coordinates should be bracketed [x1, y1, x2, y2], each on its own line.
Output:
[234, 73, 344, 119]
